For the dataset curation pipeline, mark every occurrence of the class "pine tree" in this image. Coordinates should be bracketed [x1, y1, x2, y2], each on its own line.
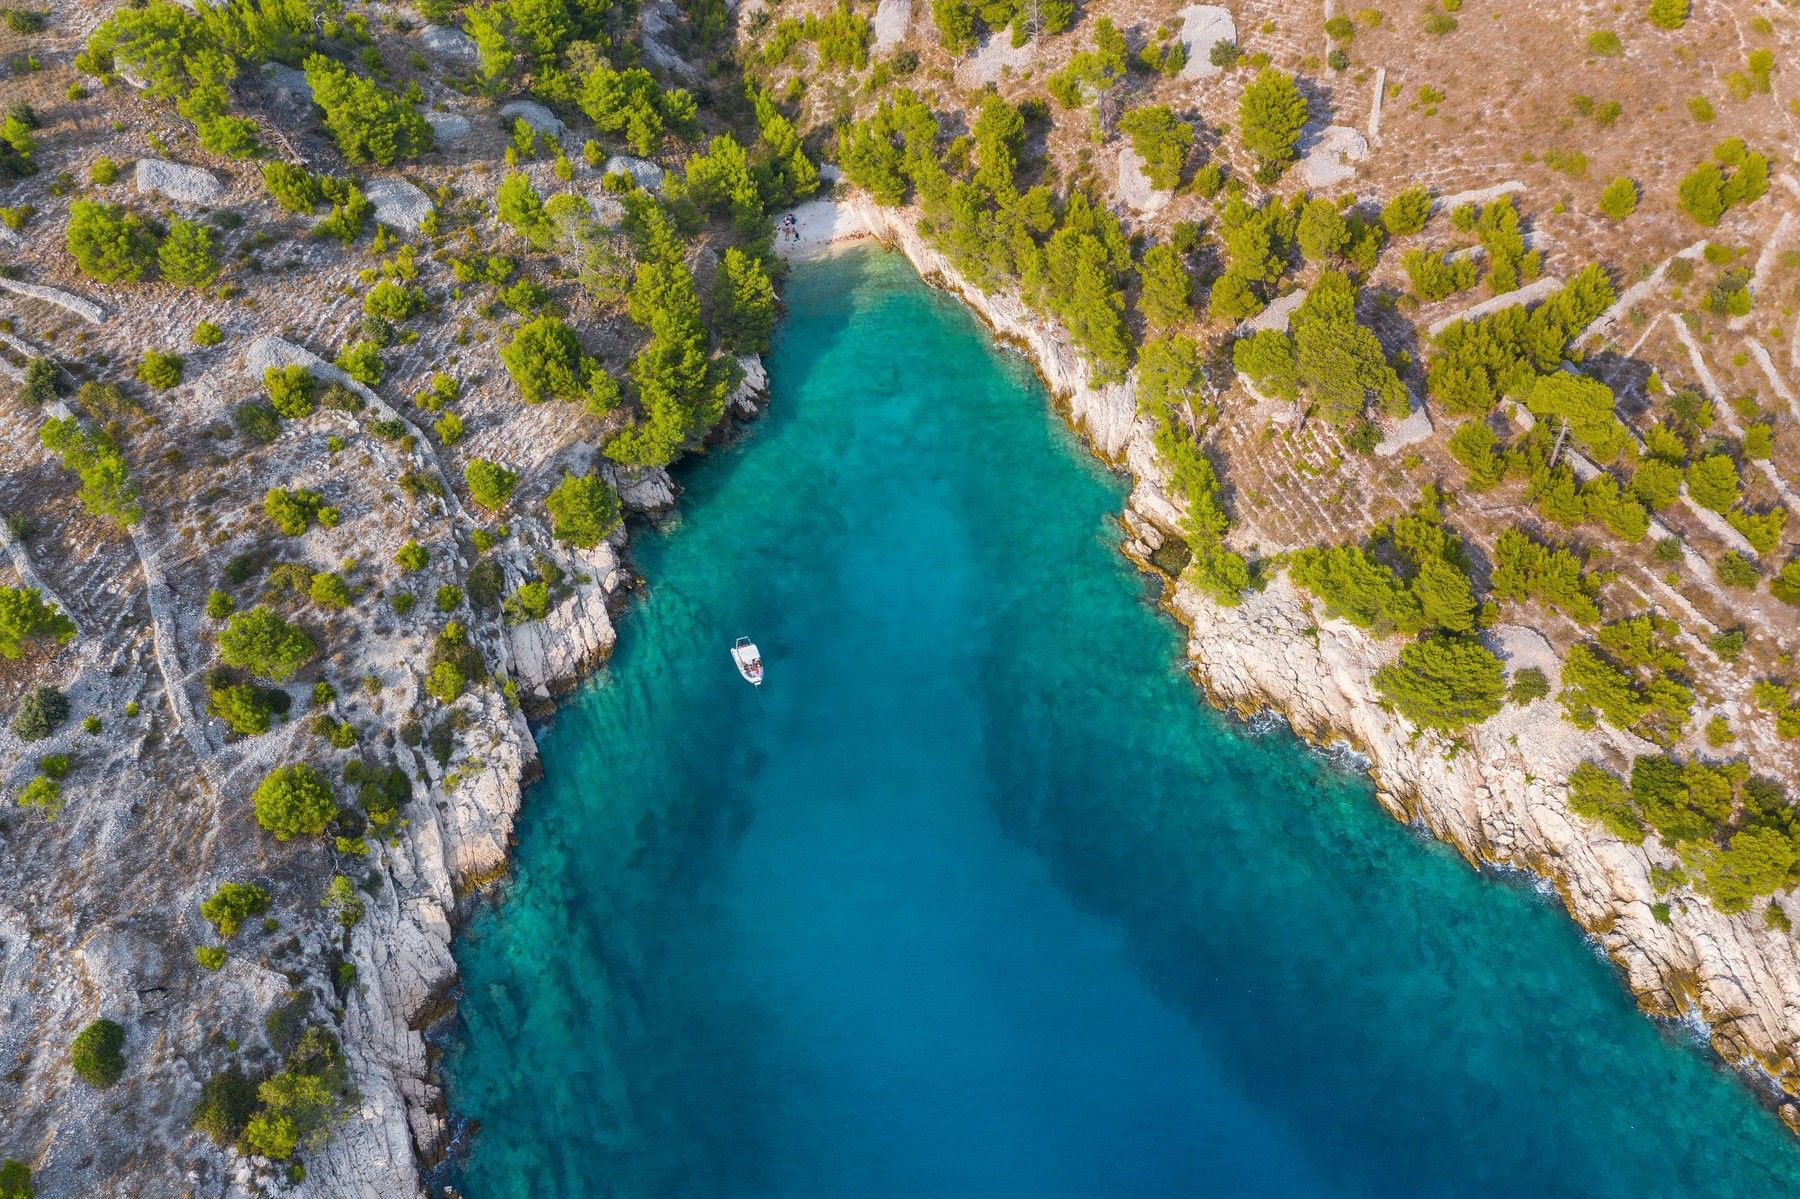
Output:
[157, 216, 219, 287]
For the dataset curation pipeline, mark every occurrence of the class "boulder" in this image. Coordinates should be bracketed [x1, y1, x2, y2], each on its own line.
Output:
[610, 465, 677, 513]
[872, 0, 912, 50]
[134, 158, 224, 205]
[1177, 5, 1236, 79]
[1298, 125, 1369, 189]
[1116, 146, 1171, 214]
[603, 155, 664, 192]
[956, 33, 1035, 89]
[420, 25, 478, 64]
[499, 100, 566, 140]
[425, 110, 471, 143]
[366, 177, 434, 234]
[259, 61, 311, 105]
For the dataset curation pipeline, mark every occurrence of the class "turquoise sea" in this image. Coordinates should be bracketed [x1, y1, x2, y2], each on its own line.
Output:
[445, 249, 1800, 1198]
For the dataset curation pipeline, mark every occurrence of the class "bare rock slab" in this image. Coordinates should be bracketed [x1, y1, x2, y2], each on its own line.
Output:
[1117, 146, 1171, 214]
[604, 155, 665, 192]
[366, 177, 434, 234]
[956, 33, 1035, 89]
[1298, 125, 1368, 190]
[872, 0, 912, 50]
[134, 158, 224, 205]
[499, 100, 567, 140]
[420, 25, 478, 64]
[1178, 5, 1236, 79]
[425, 110, 471, 144]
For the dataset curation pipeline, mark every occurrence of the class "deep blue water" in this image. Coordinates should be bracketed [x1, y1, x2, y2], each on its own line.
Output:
[445, 249, 1800, 1199]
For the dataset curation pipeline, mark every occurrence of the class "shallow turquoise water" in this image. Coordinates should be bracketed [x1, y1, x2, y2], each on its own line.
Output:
[446, 249, 1800, 1199]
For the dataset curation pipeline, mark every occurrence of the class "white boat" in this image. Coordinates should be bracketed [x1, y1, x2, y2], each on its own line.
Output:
[731, 636, 763, 686]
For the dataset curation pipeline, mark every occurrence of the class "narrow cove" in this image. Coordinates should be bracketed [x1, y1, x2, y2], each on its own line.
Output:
[444, 248, 1800, 1198]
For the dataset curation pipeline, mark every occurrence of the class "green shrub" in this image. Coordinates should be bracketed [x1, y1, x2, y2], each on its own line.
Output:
[1598, 176, 1638, 220]
[0, 1160, 31, 1199]
[201, 882, 270, 938]
[233, 401, 281, 446]
[1381, 186, 1433, 236]
[435, 584, 463, 612]
[1568, 761, 1644, 842]
[335, 341, 382, 387]
[1772, 557, 1800, 606]
[12, 685, 66, 741]
[70, 1018, 125, 1088]
[395, 541, 428, 572]
[1509, 666, 1550, 704]
[425, 660, 466, 704]
[545, 473, 622, 547]
[1715, 551, 1759, 588]
[193, 320, 224, 346]
[252, 764, 336, 840]
[464, 459, 518, 511]
[0, 585, 74, 659]
[1237, 68, 1308, 170]
[218, 607, 316, 682]
[1647, 0, 1687, 31]
[157, 217, 219, 288]
[263, 365, 316, 420]
[208, 682, 274, 736]
[65, 199, 155, 283]
[308, 572, 352, 610]
[713, 247, 778, 354]
[1586, 30, 1623, 55]
[192, 1069, 258, 1144]
[302, 53, 431, 165]
[1374, 635, 1507, 731]
[39, 416, 141, 526]
[136, 349, 183, 390]
[1118, 104, 1194, 191]
[17, 774, 60, 818]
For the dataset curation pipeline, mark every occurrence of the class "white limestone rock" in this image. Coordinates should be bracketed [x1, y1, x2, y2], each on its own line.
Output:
[731, 354, 769, 415]
[1373, 400, 1432, 456]
[509, 541, 623, 697]
[366, 177, 434, 234]
[1177, 5, 1236, 79]
[420, 24, 478, 64]
[603, 155, 665, 192]
[640, 0, 701, 81]
[610, 464, 678, 513]
[1298, 125, 1369, 190]
[133, 158, 224, 205]
[499, 100, 567, 140]
[259, 61, 311, 105]
[956, 33, 1036, 89]
[1241, 287, 1307, 334]
[1116, 146, 1171, 214]
[425, 110, 471, 143]
[872, 0, 912, 50]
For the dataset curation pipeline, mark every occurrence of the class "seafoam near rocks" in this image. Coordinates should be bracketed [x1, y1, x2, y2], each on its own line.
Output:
[777, 191, 1800, 1134]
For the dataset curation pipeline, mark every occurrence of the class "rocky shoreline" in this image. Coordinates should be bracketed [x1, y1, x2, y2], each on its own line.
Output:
[779, 192, 1800, 1130]
[329, 190, 1800, 1199]
[300, 387, 770, 1199]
